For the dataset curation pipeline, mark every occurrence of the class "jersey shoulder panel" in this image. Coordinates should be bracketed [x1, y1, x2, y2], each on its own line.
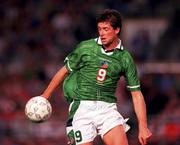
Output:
[78, 39, 98, 49]
[120, 48, 134, 68]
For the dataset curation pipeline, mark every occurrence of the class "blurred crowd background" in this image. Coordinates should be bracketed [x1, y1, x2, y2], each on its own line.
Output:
[0, 0, 180, 145]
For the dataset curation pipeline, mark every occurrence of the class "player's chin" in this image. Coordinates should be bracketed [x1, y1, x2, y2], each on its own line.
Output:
[101, 41, 108, 46]
[102, 40, 112, 46]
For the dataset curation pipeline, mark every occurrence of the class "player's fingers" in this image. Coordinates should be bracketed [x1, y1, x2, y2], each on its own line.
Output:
[139, 136, 146, 145]
[142, 138, 147, 145]
[139, 136, 143, 145]
[147, 130, 152, 138]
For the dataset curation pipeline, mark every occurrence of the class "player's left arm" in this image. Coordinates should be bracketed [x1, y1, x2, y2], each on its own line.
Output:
[123, 51, 152, 144]
[131, 90, 152, 145]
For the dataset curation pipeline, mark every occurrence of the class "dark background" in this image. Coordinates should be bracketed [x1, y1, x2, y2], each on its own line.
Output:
[0, 0, 179, 145]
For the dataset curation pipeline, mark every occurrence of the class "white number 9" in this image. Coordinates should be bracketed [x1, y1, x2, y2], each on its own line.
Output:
[96, 68, 107, 82]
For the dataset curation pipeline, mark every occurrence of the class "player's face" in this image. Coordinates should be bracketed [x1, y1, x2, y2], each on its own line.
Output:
[97, 21, 120, 46]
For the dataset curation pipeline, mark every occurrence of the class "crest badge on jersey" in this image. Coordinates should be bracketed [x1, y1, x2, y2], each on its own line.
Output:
[101, 60, 108, 69]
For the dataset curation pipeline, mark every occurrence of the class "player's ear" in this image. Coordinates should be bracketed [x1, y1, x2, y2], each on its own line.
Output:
[115, 27, 120, 35]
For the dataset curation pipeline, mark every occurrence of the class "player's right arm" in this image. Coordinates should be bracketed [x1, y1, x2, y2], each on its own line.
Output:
[42, 42, 83, 100]
[42, 66, 69, 99]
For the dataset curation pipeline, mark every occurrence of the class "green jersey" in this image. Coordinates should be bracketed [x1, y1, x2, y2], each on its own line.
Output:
[64, 38, 140, 103]
[63, 72, 77, 103]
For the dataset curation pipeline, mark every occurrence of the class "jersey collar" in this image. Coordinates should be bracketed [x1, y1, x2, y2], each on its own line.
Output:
[95, 37, 124, 51]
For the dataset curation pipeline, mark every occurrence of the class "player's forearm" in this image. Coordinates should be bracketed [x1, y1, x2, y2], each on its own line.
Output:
[42, 66, 69, 99]
[131, 91, 148, 128]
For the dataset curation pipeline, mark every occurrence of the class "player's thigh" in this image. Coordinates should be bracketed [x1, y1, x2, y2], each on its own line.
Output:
[72, 106, 97, 144]
[102, 125, 129, 145]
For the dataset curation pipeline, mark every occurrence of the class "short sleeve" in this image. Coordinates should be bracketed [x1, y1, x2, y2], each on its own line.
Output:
[123, 52, 140, 91]
[64, 43, 82, 72]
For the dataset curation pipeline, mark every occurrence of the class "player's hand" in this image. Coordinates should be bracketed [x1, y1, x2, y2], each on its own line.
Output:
[41, 94, 50, 100]
[138, 126, 152, 145]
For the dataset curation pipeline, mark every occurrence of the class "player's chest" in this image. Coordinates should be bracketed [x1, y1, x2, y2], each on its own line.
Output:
[81, 48, 123, 75]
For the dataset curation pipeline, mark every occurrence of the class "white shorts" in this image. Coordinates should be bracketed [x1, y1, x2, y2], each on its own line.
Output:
[71, 101, 130, 145]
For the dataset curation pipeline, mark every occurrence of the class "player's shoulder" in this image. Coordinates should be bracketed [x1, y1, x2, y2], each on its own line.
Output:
[73, 38, 97, 54]
[119, 47, 134, 65]
[120, 46, 132, 57]
[78, 38, 97, 47]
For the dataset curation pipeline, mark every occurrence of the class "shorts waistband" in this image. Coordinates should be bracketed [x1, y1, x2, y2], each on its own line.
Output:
[79, 100, 116, 110]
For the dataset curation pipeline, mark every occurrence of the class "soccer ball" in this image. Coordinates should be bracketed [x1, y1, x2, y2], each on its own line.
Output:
[25, 96, 52, 122]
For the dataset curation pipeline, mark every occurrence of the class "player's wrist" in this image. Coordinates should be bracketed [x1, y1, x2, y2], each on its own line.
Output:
[41, 93, 50, 100]
[138, 123, 148, 130]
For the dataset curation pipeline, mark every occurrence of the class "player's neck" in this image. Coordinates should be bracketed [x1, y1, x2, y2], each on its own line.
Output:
[103, 38, 119, 51]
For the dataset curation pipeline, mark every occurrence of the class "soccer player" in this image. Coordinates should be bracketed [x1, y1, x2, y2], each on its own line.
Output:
[42, 9, 152, 145]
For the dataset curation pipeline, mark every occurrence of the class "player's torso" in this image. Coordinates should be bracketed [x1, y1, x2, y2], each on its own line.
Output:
[76, 40, 125, 102]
